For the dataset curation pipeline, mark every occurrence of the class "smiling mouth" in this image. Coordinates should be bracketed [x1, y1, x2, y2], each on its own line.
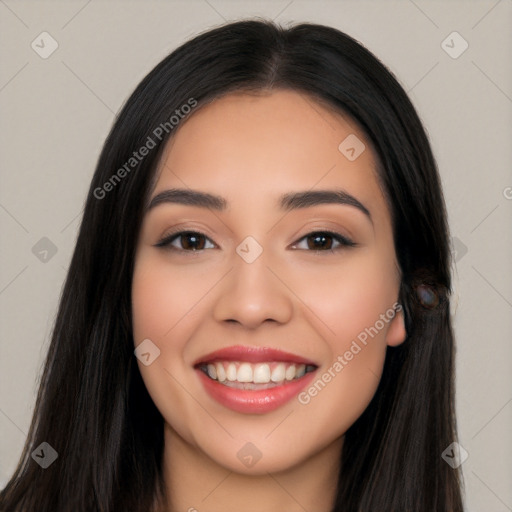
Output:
[196, 361, 318, 390]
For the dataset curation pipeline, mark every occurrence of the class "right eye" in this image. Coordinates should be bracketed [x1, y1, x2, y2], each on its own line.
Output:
[154, 231, 216, 252]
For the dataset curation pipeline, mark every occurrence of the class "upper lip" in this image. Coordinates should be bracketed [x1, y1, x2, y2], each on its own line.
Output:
[193, 345, 318, 367]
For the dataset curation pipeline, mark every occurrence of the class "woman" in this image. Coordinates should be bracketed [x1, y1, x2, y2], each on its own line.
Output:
[0, 19, 464, 511]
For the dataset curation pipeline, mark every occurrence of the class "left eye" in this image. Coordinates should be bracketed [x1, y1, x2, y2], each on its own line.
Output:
[291, 231, 355, 251]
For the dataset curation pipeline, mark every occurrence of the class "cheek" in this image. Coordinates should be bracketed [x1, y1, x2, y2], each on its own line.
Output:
[131, 255, 193, 396]
[291, 252, 398, 430]
[131, 255, 209, 444]
[131, 253, 210, 343]
[291, 251, 399, 349]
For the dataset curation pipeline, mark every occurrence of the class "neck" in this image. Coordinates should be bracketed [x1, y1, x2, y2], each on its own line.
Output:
[159, 422, 342, 512]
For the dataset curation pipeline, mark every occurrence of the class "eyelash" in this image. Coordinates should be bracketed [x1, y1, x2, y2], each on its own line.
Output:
[154, 229, 356, 253]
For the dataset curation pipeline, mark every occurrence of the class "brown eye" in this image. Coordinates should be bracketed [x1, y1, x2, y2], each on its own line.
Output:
[291, 231, 356, 252]
[155, 231, 215, 251]
[307, 233, 334, 250]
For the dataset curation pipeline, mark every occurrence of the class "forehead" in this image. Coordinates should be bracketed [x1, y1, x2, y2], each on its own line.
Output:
[151, 89, 389, 219]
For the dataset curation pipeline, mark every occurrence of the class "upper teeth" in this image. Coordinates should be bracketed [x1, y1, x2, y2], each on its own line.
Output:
[204, 361, 310, 384]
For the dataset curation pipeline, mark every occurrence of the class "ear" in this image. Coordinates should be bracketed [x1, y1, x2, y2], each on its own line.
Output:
[385, 306, 407, 347]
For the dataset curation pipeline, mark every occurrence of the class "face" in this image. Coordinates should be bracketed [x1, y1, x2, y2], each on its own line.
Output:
[131, 89, 406, 475]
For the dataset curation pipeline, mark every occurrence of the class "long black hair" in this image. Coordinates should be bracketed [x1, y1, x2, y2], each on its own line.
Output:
[0, 19, 464, 511]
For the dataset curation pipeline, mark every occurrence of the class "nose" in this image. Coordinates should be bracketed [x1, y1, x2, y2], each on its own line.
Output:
[212, 249, 294, 330]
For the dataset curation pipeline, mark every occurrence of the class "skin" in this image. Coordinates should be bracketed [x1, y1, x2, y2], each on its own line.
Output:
[131, 89, 407, 512]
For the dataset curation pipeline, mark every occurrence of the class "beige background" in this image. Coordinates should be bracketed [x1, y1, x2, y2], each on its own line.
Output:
[1, 1, 511, 510]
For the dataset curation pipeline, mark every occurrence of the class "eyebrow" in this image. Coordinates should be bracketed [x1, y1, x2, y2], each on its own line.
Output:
[147, 188, 372, 224]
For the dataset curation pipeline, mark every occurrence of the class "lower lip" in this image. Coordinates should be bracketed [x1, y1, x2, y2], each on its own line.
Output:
[196, 368, 317, 414]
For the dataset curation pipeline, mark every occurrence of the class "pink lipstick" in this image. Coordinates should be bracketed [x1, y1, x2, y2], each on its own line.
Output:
[194, 345, 318, 414]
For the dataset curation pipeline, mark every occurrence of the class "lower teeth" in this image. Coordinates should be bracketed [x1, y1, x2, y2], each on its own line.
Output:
[218, 380, 286, 390]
